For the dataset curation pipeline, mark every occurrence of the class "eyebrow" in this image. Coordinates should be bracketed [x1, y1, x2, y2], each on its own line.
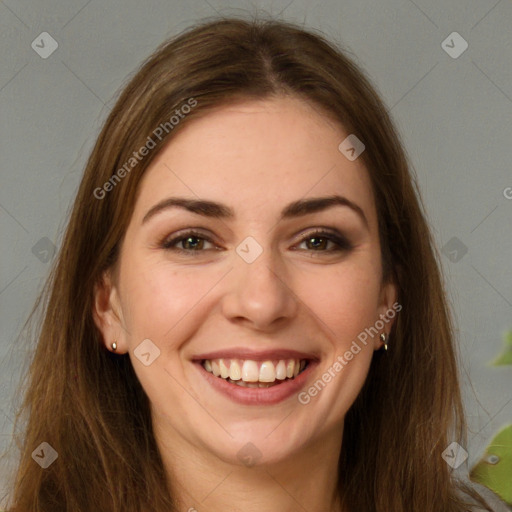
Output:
[142, 194, 368, 228]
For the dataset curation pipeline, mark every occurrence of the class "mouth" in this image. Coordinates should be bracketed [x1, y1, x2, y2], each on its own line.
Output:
[201, 357, 309, 388]
[191, 349, 318, 405]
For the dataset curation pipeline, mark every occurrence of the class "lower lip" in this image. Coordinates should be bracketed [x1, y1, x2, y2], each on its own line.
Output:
[193, 361, 317, 405]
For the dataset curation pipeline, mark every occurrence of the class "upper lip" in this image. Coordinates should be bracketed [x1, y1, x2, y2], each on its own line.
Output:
[192, 348, 319, 361]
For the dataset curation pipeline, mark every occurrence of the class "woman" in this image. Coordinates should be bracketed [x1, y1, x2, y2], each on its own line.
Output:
[2, 16, 497, 512]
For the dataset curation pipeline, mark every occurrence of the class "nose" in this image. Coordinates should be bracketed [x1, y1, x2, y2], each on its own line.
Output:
[220, 246, 299, 331]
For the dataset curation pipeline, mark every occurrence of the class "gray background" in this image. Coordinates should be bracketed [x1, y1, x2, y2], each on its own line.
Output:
[1, 0, 511, 508]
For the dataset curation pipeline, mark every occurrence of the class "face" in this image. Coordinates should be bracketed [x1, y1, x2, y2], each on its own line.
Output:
[94, 96, 397, 468]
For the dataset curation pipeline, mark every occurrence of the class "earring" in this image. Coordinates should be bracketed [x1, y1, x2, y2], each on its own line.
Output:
[111, 341, 117, 351]
[380, 333, 388, 351]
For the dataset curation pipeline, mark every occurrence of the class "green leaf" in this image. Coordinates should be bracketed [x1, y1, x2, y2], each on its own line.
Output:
[470, 425, 512, 505]
[491, 331, 512, 367]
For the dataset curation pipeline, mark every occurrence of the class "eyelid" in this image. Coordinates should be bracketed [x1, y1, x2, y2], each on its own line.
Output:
[160, 228, 217, 250]
[292, 227, 354, 252]
[160, 226, 353, 255]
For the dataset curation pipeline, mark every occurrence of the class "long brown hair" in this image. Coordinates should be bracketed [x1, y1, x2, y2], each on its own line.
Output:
[2, 16, 493, 511]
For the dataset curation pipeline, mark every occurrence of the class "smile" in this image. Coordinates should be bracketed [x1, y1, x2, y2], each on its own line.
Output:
[202, 358, 308, 387]
[192, 349, 318, 405]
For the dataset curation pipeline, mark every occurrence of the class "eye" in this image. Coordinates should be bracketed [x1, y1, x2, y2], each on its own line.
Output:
[161, 230, 217, 254]
[486, 454, 500, 465]
[160, 228, 353, 256]
[295, 229, 353, 253]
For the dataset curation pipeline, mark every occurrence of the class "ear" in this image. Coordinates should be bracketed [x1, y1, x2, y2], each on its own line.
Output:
[374, 277, 399, 350]
[92, 269, 126, 353]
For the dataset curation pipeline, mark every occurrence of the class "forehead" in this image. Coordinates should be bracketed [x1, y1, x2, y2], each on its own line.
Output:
[132, 96, 377, 227]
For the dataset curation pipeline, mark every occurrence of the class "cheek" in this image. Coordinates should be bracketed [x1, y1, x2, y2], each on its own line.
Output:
[120, 260, 227, 347]
[119, 263, 212, 409]
[296, 258, 382, 345]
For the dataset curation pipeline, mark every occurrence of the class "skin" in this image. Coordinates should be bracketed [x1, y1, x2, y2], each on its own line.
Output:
[93, 96, 397, 512]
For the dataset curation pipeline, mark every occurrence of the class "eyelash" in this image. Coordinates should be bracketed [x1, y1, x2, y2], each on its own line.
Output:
[160, 228, 353, 256]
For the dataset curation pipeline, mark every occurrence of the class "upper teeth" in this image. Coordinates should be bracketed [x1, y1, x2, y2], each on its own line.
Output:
[203, 358, 306, 383]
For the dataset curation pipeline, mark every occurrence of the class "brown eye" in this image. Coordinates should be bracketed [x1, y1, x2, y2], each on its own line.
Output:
[162, 231, 216, 253]
[179, 235, 205, 250]
[304, 236, 330, 250]
[296, 230, 353, 252]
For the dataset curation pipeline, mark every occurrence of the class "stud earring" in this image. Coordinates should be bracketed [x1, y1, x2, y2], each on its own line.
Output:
[380, 333, 388, 351]
[111, 341, 117, 352]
